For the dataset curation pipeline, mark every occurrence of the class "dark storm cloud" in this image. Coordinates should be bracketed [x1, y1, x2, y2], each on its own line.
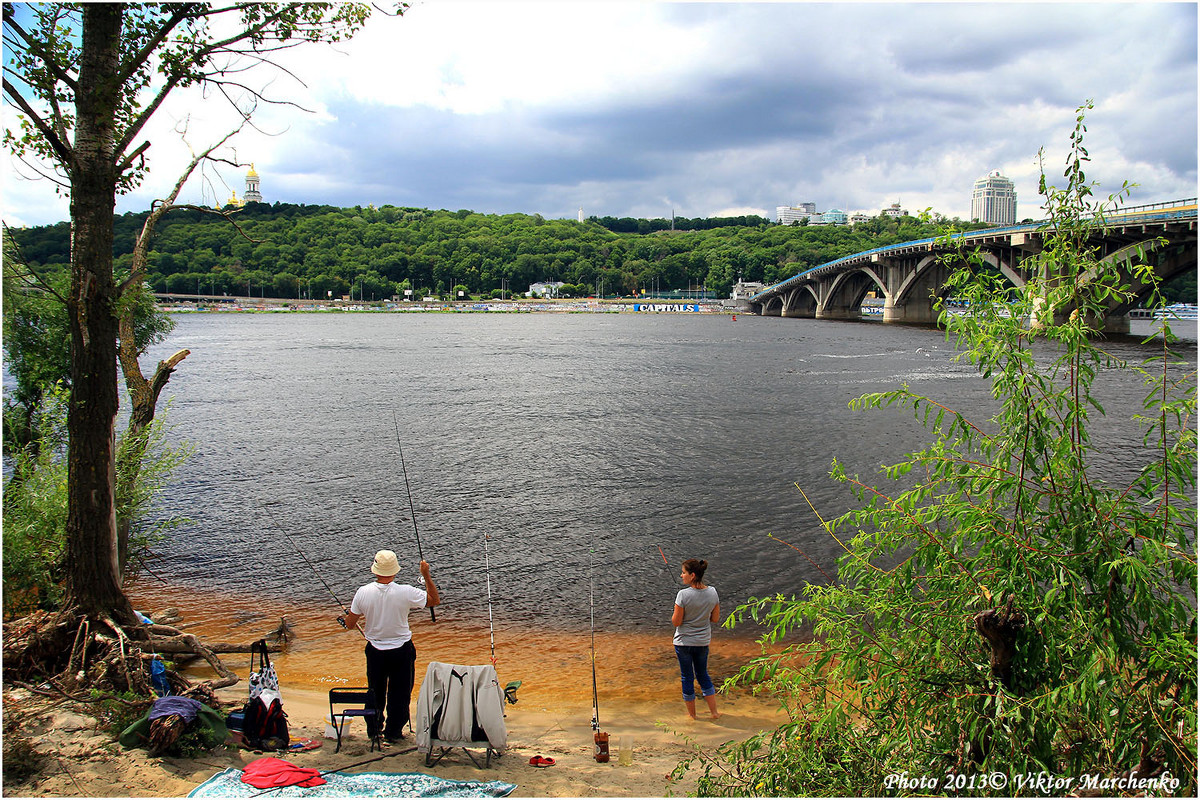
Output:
[170, 3, 1200, 222]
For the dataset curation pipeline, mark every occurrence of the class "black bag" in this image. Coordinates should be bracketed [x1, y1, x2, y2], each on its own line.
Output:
[242, 693, 289, 751]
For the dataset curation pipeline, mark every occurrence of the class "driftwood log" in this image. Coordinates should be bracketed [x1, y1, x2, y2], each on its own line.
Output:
[2, 608, 292, 698]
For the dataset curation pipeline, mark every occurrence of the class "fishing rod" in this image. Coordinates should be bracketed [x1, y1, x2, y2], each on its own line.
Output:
[484, 533, 496, 666]
[589, 535, 609, 761]
[590, 537, 600, 732]
[392, 409, 435, 623]
[261, 504, 364, 638]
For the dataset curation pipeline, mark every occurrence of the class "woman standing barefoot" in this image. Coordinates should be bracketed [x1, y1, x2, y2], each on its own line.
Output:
[671, 558, 721, 720]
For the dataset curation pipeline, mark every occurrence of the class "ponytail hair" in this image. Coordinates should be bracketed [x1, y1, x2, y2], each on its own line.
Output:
[682, 558, 708, 584]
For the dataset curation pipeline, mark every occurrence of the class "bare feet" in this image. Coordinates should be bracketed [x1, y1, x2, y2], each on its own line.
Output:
[710, 712, 722, 720]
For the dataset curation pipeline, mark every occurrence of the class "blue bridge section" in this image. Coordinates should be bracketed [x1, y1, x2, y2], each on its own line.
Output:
[749, 199, 1197, 333]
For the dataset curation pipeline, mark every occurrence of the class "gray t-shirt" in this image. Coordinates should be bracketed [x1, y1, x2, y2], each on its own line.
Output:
[673, 585, 719, 646]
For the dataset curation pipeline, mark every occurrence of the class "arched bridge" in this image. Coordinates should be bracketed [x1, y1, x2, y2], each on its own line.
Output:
[749, 199, 1197, 333]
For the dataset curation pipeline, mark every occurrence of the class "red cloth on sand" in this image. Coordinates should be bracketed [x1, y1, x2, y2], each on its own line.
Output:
[240, 756, 326, 788]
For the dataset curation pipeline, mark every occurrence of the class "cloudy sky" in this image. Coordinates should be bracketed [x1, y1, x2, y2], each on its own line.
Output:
[5, 1, 1197, 228]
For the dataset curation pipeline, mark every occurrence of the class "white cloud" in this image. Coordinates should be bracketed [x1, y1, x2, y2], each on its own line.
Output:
[4, 2, 1195, 228]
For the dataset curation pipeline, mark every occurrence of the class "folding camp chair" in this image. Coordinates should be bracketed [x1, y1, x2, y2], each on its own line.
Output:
[416, 663, 507, 768]
[328, 687, 380, 753]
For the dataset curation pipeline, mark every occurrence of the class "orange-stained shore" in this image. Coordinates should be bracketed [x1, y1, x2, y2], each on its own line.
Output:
[94, 581, 797, 797]
[128, 580, 779, 707]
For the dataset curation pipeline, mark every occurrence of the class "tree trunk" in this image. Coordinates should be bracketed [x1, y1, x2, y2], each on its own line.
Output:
[116, 349, 189, 571]
[64, 4, 133, 622]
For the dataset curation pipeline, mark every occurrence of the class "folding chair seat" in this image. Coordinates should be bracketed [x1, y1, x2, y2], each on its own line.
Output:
[328, 687, 379, 753]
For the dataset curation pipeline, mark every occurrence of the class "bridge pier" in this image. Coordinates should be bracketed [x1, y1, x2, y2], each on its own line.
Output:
[1103, 314, 1131, 335]
[882, 298, 940, 324]
[814, 308, 858, 321]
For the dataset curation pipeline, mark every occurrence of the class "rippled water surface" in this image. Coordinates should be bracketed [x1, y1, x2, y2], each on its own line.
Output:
[138, 312, 1195, 643]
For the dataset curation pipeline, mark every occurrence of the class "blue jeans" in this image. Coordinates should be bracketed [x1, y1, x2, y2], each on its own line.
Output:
[674, 645, 715, 701]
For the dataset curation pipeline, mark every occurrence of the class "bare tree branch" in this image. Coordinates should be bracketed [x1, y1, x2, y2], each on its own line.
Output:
[114, 139, 151, 176]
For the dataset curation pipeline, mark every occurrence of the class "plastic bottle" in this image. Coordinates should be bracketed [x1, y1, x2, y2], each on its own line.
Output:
[594, 730, 609, 762]
[619, 735, 633, 766]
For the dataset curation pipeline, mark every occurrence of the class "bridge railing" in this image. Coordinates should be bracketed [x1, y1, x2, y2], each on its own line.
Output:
[751, 199, 1197, 303]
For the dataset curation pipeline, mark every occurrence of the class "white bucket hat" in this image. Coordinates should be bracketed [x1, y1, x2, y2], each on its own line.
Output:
[371, 549, 400, 577]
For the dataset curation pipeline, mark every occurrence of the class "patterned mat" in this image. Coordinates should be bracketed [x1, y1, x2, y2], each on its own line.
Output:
[188, 768, 517, 798]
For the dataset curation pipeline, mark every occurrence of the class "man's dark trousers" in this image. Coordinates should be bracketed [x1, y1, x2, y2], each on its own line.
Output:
[364, 640, 416, 739]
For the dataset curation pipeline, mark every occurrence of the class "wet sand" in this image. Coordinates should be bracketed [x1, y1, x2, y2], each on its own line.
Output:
[106, 582, 794, 797]
[129, 582, 776, 706]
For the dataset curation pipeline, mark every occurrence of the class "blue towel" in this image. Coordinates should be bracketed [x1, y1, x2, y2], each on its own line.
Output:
[189, 769, 517, 797]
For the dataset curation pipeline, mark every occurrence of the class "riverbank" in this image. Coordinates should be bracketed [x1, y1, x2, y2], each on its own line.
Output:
[1, 584, 794, 797]
[161, 297, 733, 315]
[4, 681, 787, 798]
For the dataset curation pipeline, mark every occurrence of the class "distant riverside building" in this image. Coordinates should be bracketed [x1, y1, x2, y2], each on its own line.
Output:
[778, 202, 906, 226]
[971, 170, 1017, 225]
[777, 202, 818, 224]
[244, 164, 262, 203]
[730, 281, 765, 301]
[529, 281, 565, 298]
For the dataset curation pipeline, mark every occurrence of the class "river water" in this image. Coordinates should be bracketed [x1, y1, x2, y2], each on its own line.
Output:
[135, 312, 1194, 638]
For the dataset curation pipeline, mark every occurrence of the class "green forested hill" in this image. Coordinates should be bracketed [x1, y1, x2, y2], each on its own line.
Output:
[0, 202, 1044, 300]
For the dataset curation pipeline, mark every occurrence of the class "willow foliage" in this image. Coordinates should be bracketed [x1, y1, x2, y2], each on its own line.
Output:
[677, 106, 1197, 796]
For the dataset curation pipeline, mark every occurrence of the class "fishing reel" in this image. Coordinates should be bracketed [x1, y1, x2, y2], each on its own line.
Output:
[336, 609, 350, 629]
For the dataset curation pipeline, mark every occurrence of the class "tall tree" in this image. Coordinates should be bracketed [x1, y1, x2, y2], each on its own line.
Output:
[3, 3, 390, 624]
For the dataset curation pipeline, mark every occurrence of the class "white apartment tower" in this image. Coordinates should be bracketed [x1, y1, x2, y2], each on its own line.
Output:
[971, 170, 1016, 225]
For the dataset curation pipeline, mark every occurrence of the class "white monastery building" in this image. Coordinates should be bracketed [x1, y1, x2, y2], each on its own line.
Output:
[244, 164, 262, 203]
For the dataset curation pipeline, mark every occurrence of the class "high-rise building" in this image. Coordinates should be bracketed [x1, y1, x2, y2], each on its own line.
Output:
[971, 170, 1016, 225]
[244, 164, 262, 203]
[777, 202, 818, 224]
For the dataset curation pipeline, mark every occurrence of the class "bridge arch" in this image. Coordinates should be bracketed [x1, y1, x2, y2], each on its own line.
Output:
[782, 285, 818, 317]
[760, 295, 783, 316]
[819, 268, 885, 320]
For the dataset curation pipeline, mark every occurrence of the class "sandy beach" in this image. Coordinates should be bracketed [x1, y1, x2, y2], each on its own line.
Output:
[4, 584, 793, 797]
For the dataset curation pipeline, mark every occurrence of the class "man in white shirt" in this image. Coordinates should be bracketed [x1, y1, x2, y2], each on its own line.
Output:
[343, 549, 440, 743]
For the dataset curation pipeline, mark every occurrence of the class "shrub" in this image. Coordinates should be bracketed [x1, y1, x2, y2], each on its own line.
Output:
[681, 104, 1197, 796]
